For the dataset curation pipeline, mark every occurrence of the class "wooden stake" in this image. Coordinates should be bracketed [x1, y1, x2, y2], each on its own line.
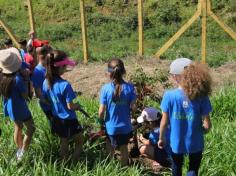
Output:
[155, 0, 236, 61]
[201, 0, 207, 63]
[209, 12, 236, 41]
[0, 19, 20, 48]
[80, 0, 89, 64]
[138, 0, 144, 56]
[155, 11, 201, 59]
[27, 0, 36, 34]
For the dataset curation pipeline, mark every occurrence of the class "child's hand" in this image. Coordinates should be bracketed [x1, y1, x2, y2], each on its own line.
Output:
[158, 139, 165, 149]
[28, 31, 35, 39]
[138, 134, 143, 141]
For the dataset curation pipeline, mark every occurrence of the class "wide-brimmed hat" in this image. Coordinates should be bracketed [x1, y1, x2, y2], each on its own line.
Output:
[169, 58, 192, 75]
[137, 107, 161, 123]
[0, 49, 22, 74]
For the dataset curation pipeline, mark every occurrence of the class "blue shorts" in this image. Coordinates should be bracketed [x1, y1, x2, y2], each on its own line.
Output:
[107, 132, 133, 148]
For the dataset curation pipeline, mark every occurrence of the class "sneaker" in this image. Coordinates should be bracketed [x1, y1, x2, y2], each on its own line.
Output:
[16, 148, 25, 161]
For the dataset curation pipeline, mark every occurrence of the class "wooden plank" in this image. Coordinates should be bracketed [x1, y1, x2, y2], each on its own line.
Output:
[201, 0, 207, 63]
[27, 0, 36, 34]
[0, 19, 20, 48]
[197, 0, 202, 12]
[206, 0, 211, 14]
[155, 11, 201, 58]
[80, 0, 89, 64]
[138, 0, 144, 56]
[209, 12, 236, 41]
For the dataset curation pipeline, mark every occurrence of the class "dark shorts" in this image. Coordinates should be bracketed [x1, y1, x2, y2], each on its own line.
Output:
[14, 115, 32, 123]
[107, 132, 133, 148]
[51, 117, 83, 138]
[154, 146, 171, 167]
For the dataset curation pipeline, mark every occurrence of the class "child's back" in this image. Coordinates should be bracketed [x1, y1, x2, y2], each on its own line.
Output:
[100, 81, 135, 135]
[4, 73, 31, 121]
[162, 88, 211, 154]
[43, 77, 77, 120]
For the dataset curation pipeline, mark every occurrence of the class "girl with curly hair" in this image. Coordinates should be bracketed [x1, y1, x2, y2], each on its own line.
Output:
[158, 58, 212, 176]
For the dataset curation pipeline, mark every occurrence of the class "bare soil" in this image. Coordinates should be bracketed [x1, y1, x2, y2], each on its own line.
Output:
[64, 57, 236, 98]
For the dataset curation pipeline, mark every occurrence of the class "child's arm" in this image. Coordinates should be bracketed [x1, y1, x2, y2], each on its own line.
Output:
[202, 115, 212, 133]
[34, 88, 42, 98]
[98, 105, 106, 121]
[98, 104, 106, 129]
[158, 112, 169, 149]
[67, 102, 90, 118]
[138, 135, 151, 145]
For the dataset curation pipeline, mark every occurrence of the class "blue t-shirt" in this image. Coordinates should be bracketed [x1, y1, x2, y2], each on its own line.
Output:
[3, 74, 32, 121]
[149, 127, 171, 156]
[31, 64, 50, 112]
[161, 88, 212, 154]
[100, 81, 137, 135]
[42, 78, 77, 120]
[21, 61, 30, 70]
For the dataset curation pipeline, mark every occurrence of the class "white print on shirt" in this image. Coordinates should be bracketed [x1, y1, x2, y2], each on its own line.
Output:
[183, 100, 189, 109]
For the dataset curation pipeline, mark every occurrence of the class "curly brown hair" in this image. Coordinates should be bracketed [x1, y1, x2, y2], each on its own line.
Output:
[180, 62, 212, 100]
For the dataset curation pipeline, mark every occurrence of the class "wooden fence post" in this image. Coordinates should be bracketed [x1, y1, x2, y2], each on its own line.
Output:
[201, 0, 207, 63]
[0, 19, 20, 48]
[80, 0, 89, 64]
[138, 0, 144, 56]
[27, 0, 36, 34]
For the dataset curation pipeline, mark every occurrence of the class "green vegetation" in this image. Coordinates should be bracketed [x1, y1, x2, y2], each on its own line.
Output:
[0, 86, 235, 175]
[0, 0, 236, 65]
[0, 1, 236, 175]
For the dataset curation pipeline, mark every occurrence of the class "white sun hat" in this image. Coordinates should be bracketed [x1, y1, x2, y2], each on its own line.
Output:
[137, 107, 161, 123]
[169, 58, 192, 75]
[0, 49, 22, 74]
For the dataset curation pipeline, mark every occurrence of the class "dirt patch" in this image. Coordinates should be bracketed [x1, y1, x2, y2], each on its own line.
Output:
[63, 57, 236, 97]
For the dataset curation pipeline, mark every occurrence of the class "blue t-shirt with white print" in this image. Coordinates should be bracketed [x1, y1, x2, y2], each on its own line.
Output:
[149, 127, 171, 157]
[3, 74, 31, 121]
[161, 88, 212, 154]
[31, 63, 50, 112]
[100, 81, 136, 135]
[42, 78, 77, 120]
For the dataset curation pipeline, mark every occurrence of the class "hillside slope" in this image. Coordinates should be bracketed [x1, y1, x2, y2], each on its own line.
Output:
[0, 0, 236, 65]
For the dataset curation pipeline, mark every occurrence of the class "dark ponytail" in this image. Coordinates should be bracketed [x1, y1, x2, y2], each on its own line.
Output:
[0, 73, 16, 98]
[108, 59, 126, 102]
[45, 50, 67, 88]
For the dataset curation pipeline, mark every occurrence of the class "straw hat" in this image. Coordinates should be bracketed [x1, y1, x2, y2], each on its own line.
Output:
[0, 49, 22, 74]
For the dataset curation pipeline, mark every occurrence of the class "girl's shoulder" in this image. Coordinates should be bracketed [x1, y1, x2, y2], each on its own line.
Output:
[164, 88, 182, 96]
[124, 81, 135, 87]
[101, 82, 113, 90]
[55, 78, 72, 91]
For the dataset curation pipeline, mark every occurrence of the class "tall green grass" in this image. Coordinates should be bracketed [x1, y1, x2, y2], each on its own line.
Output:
[0, 86, 236, 175]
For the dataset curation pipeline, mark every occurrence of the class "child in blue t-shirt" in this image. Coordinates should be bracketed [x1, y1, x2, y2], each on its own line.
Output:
[137, 107, 171, 168]
[99, 58, 136, 166]
[158, 58, 212, 176]
[42, 50, 84, 161]
[31, 46, 53, 124]
[0, 49, 35, 161]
